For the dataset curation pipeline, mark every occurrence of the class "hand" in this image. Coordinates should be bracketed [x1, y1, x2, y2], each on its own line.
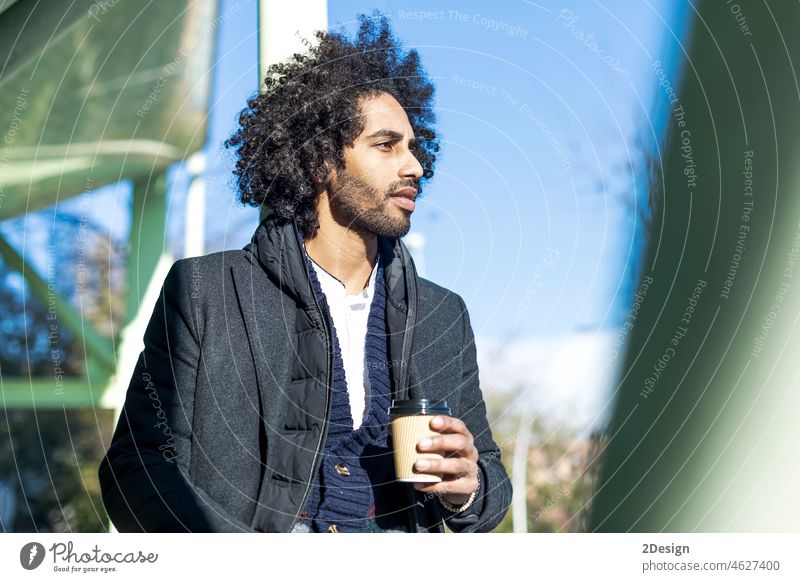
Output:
[412, 415, 480, 505]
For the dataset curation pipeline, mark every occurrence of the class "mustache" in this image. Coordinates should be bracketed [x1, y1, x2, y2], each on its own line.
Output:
[388, 179, 421, 196]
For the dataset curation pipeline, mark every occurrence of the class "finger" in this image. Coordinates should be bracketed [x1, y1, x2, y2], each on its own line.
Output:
[413, 457, 472, 477]
[429, 415, 469, 436]
[417, 433, 476, 458]
[412, 472, 479, 496]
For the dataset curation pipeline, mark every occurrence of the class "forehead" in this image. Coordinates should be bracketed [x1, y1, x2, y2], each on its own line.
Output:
[356, 93, 413, 135]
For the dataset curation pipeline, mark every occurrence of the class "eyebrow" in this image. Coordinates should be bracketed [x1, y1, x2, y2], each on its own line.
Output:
[365, 129, 417, 145]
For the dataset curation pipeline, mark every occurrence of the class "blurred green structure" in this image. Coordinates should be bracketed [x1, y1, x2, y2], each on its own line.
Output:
[0, 0, 328, 531]
[0, 0, 217, 407]
[591, 0, 800, 531]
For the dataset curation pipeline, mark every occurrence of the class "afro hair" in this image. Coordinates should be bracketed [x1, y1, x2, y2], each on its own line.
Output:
[224, 11, 440, 237]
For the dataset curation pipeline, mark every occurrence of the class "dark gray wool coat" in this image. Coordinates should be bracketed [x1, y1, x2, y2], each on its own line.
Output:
[98, 215, 512, 532]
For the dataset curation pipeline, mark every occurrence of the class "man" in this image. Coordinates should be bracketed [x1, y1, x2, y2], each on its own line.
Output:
[99, 13, 512, 533]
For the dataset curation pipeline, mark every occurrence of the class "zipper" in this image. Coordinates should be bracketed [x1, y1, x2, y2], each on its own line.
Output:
[398, 241, 419, 399]
[397, 241, 423, 531]
[287, 224, 333, 532]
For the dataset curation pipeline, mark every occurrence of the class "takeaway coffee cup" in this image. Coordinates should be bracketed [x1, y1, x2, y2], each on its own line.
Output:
[388, 399, 451, 483]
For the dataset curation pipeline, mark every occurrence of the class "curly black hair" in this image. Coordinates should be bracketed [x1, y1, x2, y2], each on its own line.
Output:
[224, 11, 439, 237]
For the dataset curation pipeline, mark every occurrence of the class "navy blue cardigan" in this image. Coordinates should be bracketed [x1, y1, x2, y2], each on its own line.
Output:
[297, 245, 408, 532]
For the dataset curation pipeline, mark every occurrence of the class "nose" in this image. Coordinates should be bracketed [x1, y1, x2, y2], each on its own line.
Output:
[400, 149, 424, 181]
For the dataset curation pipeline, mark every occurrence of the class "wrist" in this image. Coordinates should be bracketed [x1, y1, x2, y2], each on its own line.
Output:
[442, 492, 472, 505]
[436, 470, 481, 513]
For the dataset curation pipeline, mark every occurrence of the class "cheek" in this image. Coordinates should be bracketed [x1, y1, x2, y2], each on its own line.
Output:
[356, 159, 385, 182]
[357, 168, 390, 192]
[343, 149, 392, 192]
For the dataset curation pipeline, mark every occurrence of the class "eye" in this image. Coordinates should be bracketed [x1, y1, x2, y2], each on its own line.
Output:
[375, 142, 393, 151]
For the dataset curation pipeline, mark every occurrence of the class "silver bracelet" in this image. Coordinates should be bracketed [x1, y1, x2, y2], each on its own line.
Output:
[436, 470, 481, 513]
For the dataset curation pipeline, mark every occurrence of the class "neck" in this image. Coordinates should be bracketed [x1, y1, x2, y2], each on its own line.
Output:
[303, 193, 378, 295]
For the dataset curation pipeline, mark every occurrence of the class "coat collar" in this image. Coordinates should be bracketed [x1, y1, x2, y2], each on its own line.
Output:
[245, 214, 414, 313]
[235, 213, 419, 401]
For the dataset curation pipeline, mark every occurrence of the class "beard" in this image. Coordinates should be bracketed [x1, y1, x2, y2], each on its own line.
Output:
[327, 170, 414, 239]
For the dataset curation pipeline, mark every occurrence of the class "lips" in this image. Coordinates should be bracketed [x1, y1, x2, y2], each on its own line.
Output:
[392, 196, 415, 211]
[390, 187, 417, 212]
[390, 187, 418, 199]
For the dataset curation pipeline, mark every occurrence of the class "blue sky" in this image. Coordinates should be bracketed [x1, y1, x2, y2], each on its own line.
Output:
[45, 0, 691, 341]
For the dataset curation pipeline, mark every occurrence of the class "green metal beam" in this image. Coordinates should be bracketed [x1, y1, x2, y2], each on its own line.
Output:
[127, 172, 168, 321]
[0, 0, 97, 83]
[0, 377, 104, 408]
[0, 232, 115, 374]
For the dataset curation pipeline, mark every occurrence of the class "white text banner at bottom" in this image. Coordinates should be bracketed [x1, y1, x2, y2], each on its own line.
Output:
[2, 533, 798, 581]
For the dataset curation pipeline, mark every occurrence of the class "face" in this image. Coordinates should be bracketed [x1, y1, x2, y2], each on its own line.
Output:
[326, 92, 425, 238]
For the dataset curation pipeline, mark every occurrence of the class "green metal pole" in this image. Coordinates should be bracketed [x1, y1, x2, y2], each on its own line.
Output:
[127, 172, 168, 323]
[591, 0, 800, 531]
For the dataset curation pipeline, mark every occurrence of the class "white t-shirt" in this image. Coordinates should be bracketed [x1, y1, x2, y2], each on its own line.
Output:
[307, 256, 378, 430]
